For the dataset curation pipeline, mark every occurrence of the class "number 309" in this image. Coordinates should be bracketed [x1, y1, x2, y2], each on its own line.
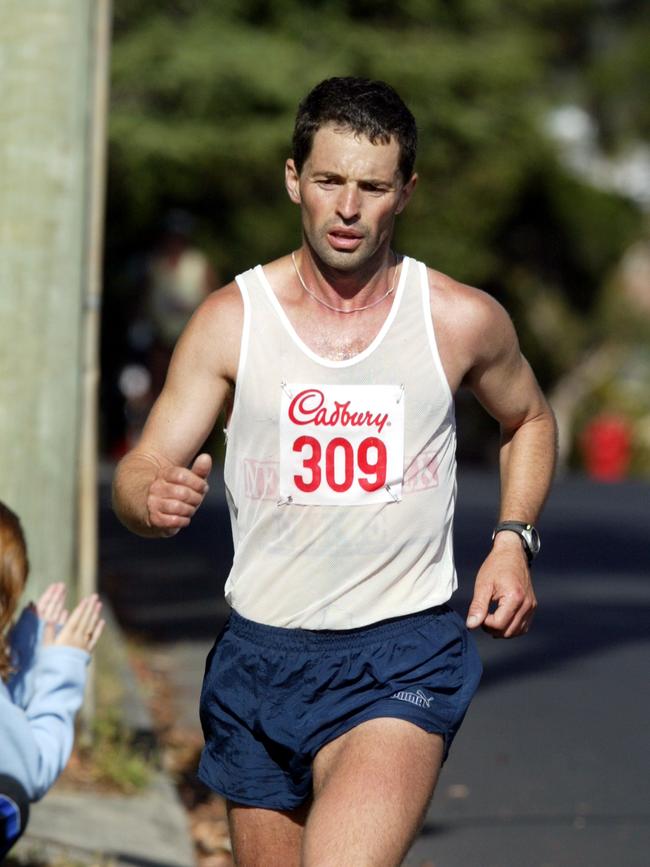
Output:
[293, 435, 387, 493]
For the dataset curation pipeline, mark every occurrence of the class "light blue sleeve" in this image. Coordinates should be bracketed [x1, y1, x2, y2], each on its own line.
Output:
[0, 646, 89, 801]
[7, 607, 43, 708]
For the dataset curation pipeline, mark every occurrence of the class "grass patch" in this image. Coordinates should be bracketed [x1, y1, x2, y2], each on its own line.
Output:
[56, 615, 154, 795]
[70, 706, 152, 794]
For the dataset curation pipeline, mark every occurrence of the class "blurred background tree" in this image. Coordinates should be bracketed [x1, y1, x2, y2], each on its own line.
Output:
[103, 0, 650, 473]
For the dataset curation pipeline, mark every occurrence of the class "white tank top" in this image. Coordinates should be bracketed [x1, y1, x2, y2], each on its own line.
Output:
[223, 256, 458, 629]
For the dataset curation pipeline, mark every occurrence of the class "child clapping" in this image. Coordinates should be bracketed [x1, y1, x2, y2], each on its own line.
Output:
[0, 502, 105, 858]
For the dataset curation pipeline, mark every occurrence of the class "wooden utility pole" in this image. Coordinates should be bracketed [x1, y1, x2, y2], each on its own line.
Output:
[0, 1, 111, 607]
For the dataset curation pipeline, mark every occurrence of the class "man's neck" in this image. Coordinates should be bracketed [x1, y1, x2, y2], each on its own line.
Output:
[296, 245, 396, 309]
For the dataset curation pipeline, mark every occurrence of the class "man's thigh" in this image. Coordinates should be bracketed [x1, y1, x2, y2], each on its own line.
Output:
[303, 717, 444, 867]
[227, 800, 310, 867]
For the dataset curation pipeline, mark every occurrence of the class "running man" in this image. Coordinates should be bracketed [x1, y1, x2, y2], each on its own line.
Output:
[113, 77, 557, 867]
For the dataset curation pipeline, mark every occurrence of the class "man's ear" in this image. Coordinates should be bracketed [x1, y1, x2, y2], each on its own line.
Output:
[285, 159, 301, 204]
[395, 173, 418, 215]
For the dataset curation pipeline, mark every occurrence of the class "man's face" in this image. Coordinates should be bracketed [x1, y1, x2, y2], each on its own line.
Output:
[285, 124, 416, 272]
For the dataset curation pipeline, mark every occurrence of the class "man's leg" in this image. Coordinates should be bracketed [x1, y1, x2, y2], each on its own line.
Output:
[227, 800, 309, 867]
[302, 718, 444, 867]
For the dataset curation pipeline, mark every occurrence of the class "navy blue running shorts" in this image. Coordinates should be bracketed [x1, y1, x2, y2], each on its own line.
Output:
[198, 603, 482, 810]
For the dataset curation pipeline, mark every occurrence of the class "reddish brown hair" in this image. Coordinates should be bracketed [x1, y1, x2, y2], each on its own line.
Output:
[0, 502, 29, 681]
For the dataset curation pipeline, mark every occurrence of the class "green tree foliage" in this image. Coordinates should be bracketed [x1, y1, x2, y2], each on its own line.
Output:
[109, 2, 545, 282]
[106, 0, 648, 394]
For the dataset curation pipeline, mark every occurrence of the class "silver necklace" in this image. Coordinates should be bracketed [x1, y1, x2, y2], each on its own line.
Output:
[291, 250, 400, 314]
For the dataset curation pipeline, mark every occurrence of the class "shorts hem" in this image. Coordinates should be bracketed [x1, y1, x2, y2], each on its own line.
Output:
[317, 710, 451, 761]
[197, 766, 309, 812]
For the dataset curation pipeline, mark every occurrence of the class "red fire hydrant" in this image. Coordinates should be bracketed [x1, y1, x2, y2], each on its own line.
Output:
[580, 414, 632, 481]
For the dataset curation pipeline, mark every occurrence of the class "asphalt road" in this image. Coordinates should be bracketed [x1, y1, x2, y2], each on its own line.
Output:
[100, 465, 650, 867]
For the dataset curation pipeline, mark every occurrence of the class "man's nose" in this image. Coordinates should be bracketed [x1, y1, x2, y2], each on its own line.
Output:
[336, 184, 361, 221]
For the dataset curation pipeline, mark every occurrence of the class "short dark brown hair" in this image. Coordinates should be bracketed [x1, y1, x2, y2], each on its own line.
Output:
[292, 77, 417, 182]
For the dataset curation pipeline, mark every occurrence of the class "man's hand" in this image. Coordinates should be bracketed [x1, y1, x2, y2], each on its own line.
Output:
[146, 452, 212, 537]
[465, 533, 537, 638]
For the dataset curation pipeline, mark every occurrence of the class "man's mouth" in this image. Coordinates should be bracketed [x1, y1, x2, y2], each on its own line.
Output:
[327, 229, 364, 250]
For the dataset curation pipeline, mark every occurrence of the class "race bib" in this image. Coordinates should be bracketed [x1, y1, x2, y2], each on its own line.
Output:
[279, 383, 405, 506]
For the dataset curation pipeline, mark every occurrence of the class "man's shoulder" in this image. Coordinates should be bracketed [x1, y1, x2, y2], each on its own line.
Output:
[234, 254, 291, 279]
[187, 253, 289, 344]
[421, 264, 507, 328]
[195, 279, 244, 325]
[419, 262, 518, 379]
[242, 254, 299, 304]
[422, 262, 485, 302]
[174, 281, 245, 373]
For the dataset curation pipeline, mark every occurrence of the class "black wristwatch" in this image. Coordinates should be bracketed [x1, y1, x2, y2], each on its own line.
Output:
[492, 521, 541, 564]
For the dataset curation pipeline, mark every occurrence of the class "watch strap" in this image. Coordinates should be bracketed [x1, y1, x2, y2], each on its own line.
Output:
[492, 521, 538, 564]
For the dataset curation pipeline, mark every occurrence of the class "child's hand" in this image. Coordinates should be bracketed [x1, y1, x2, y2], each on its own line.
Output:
[36, 583, 69, 644]
[54, 594, 105, 652]
[36, 584, 105, 651]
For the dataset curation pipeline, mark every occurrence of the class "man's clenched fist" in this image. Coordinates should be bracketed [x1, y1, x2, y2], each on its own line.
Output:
[146, 452, 212, 536]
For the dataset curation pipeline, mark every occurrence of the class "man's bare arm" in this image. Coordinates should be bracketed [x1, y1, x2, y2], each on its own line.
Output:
[112, 285, 242, 538]
[461, 293, 557, 638]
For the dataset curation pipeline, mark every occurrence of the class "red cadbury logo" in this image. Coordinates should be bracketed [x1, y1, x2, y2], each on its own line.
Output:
[288, 388, 390, 434]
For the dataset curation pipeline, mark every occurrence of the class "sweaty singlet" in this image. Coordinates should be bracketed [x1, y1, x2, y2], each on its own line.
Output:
[222, 256, 458, 629]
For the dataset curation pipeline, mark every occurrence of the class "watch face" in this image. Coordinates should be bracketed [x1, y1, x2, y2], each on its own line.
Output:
[523, 525, 541, 556]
